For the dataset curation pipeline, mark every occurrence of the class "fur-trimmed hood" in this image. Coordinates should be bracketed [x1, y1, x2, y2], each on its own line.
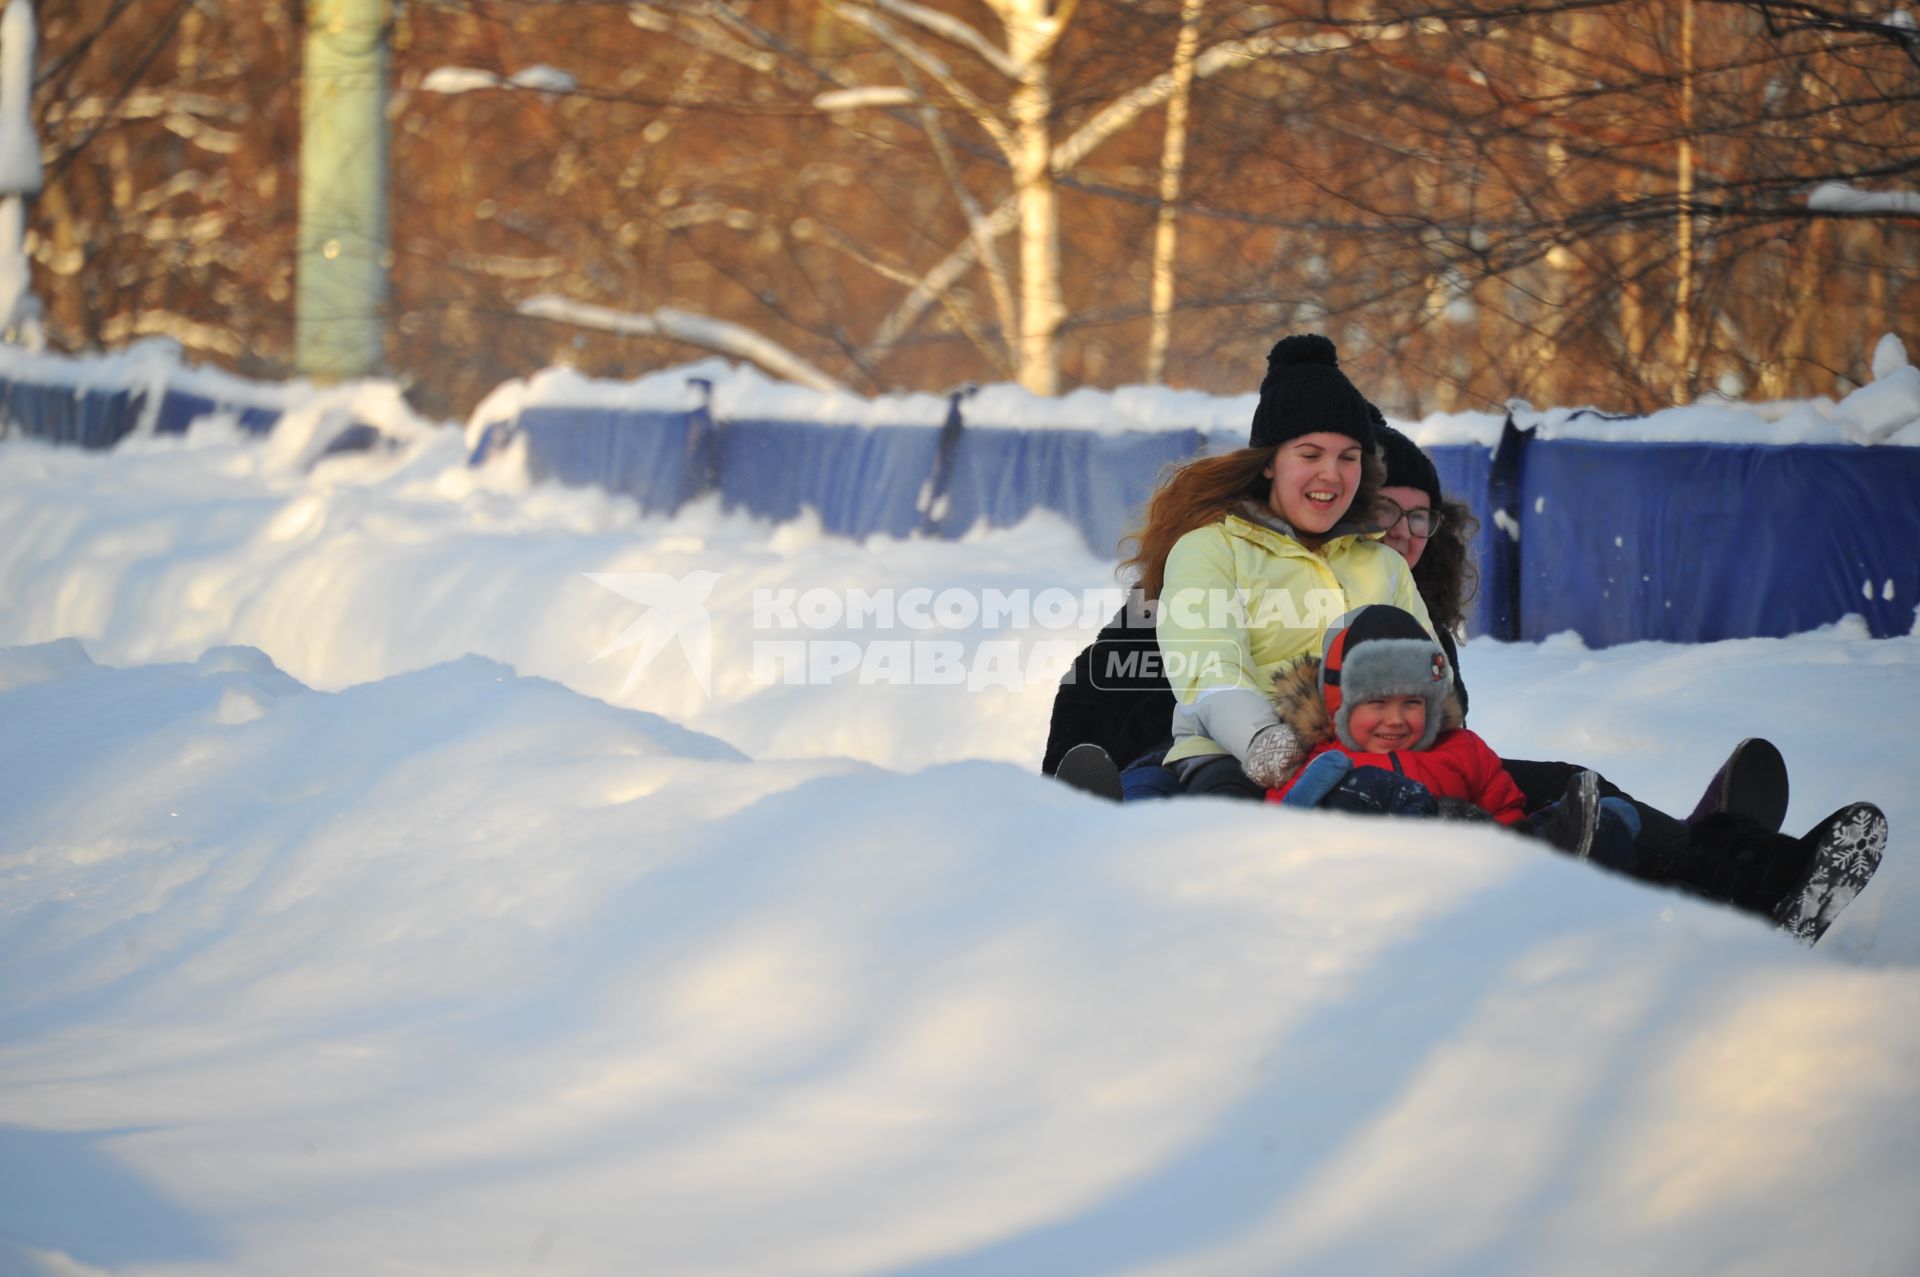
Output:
[1268, 654, 1465, 749]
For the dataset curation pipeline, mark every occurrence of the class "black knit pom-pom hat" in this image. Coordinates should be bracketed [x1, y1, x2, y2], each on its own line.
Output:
[1373, 418, 1443, 509]
[1247, 333, 1377, 452]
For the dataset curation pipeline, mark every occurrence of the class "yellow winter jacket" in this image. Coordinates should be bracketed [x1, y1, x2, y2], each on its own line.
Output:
[1157, 508, 1435, 767]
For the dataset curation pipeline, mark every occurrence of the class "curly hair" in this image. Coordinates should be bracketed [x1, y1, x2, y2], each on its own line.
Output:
[1120, 446, 1386, 601]
[1411, 496, 1480, 634]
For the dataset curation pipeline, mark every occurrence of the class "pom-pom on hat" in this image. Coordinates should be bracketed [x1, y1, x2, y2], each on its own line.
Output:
[1373, 417, 1443, 509]
[1320, 604, 1452, 751]
[1248, 333, 1377, 453]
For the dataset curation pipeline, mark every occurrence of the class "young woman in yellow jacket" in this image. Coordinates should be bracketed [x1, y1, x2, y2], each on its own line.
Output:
[1127, 334, 1433, 799]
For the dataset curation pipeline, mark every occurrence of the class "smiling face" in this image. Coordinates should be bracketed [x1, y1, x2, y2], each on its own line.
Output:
[1345, 694, 1428, 754]
[1264, 432, 1363, 534]
[1376, 484, 1435, 567]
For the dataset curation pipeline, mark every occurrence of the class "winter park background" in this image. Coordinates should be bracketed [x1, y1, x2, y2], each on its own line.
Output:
[3, 337, 1920, 1276]
[8, 0, 1920, 1271]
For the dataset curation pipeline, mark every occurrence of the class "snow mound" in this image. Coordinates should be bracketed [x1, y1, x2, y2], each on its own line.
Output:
[1871, 332, 1909, 382]
[1838, 364, 1920, 444]
[0, 637, 95, 692]
[3, 645, 1919, 1275]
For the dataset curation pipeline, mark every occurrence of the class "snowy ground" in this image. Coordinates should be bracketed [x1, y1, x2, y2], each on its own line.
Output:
[3, 405, 1919, 1275]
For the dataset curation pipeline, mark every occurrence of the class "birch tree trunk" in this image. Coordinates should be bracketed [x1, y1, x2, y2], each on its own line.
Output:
[1672, 0, 1696, 402]
[994, 0, 1070, 396]
[1145, 0, 1203, 385]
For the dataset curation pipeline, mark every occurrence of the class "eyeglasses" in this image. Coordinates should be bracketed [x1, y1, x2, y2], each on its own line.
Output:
[1368, 496, 1444, 538]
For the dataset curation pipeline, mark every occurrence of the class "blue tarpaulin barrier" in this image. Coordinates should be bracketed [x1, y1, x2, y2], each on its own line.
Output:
[1428, 436, 1510, 642]
[7, 354, 1916, 646]
[498, 402, 1920, 646]
[511, 406, 714, 513]
[939, 427, 1207, 556]
[715, 419, 943, 538]
[698, 417, 1204, 556]
[0, 377, 148, 448]
[156, 390, 279, 437]
[0, 366, 281, 448]
[1520, 439, 1920, 643]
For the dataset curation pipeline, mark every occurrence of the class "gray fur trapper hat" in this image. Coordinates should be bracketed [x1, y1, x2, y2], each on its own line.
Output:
[1320, 604, 1453, 750]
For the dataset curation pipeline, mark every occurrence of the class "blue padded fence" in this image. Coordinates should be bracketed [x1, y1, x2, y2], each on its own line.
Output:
[717, 418, 945, 538]
[936, 425, 1207, 552]
[0, 378, 149, 448]
[154, 390, 280, 437]
[459, 401, 1920, 647]
[506, 405, 716, 513]
[1428, 431, 1513, 643]
[1520, 439, 1920, 642]
[483, 403, 1524, 637]
[0, 366, 283, 448]
[8, 354, 1917, 647]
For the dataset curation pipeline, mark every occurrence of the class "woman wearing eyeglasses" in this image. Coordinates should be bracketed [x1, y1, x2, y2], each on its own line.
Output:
[1369, 431, 1472, 676]
[1365, 425, 1476, 711]
[1369, 419, 1755, 817]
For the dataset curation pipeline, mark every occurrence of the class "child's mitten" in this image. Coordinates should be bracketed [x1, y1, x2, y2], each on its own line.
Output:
[1281, 751, 1352, 806]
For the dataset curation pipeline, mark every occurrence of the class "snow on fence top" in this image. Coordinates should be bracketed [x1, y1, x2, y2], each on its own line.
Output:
[0, 338, 296, 412]
[469, 330, 1918, 451]
[1524, 333, 1920, 447]
[5, 329, 1917, 450]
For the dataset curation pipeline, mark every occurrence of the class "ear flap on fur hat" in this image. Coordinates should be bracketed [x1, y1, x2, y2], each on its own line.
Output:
[1320, 605, 1452, 750]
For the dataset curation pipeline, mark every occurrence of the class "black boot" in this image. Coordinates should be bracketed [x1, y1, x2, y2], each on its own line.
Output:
[1679, 806, 1888, 943]
[1677, 813, 1808, 917]
[1773, 803, 1888, 945]
[1055, 743, 1123, 802]
[1687, 737, 1789, 834]
[1526, 769, 1601, 862]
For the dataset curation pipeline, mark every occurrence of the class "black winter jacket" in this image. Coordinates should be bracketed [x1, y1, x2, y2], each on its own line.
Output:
[1040, 607, 1467, 773]
[1040, 607, 1176, 775]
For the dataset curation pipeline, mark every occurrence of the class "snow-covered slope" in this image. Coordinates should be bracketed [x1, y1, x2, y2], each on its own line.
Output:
[2, 640, 1917, 1276]
[3, 404, 1919, 1275]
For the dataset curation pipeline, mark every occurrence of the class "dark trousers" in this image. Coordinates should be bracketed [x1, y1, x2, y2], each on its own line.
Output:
[1177, 755, 1268, 800]
[1503, 757, 1703, 889]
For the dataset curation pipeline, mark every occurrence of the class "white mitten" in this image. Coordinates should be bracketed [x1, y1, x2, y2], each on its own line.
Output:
[1241, 723, 1305, 789]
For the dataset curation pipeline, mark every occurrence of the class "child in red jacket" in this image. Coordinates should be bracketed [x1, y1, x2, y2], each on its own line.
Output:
[1268, 605, 1635, 866]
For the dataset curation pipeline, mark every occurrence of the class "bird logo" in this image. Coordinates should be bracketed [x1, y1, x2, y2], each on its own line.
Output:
[585, 570, 721, 698]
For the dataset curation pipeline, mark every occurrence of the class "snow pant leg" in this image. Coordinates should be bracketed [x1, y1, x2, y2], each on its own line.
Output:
[1669, 813, 1814, 918]
[1503, 756, 1690, 886]
[1588, 810, 1641, 875]
[1623, 800, 1693, 885]
[1120, 763, 1181, 802]
[1503, 758, 1590, 812]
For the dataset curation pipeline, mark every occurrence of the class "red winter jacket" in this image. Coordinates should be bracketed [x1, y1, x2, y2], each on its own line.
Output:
[1264, 652, 1528, 824]
[1268, 728, 1528, 824]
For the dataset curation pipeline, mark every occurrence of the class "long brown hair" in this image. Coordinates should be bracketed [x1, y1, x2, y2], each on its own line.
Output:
[1412, 496, 1480, 634]
[1121, 447, 1385, 600]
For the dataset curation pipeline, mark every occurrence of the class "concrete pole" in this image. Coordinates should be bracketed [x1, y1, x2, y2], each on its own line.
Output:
[0, 0, 43, 347]
[298, 0, 389, 379]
